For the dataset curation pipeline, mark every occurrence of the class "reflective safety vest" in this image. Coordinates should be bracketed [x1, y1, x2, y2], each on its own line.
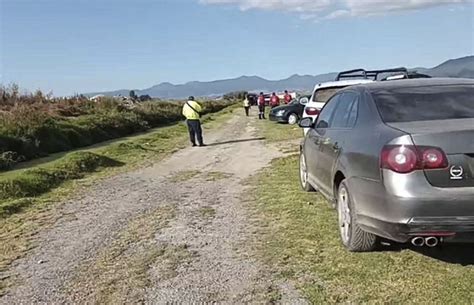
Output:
[182, 100, 202, 120]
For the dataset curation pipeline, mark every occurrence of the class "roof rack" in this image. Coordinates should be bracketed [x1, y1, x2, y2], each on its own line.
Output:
[336, 67, 408, 81]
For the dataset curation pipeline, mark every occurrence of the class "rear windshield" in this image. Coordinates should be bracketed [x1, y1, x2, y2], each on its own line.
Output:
[372, 85, 474, 123]
[313, 87, 343, 103]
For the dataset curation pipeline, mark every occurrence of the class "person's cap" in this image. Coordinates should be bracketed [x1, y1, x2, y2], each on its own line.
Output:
[188, 96, 195, 101]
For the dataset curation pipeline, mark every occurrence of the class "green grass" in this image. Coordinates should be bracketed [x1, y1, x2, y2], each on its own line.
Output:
[255, 109, 303, 143]
[249, 155, 474, 304]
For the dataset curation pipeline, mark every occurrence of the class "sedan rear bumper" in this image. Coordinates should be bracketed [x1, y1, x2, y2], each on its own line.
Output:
[358, 215, 474, 243]
[348, 172, 474, 243]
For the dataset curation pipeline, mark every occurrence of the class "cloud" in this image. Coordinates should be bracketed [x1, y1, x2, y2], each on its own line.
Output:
[199, 0, 473, 19]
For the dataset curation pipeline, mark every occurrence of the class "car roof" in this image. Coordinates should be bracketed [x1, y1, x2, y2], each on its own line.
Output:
[313, 79, 373, 91]
[350, 77, 474, 92]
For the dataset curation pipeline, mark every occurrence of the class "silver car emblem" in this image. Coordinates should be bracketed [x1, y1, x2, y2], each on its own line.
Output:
[450, 166, 464, 180]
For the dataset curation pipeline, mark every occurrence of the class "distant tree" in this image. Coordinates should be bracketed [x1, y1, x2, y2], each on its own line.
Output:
[129, 90, 137, 100]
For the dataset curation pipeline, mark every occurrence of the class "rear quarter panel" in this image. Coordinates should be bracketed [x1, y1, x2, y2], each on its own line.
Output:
[340, 91, 407, 217]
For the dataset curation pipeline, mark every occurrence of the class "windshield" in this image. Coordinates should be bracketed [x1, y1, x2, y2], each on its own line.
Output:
[313, 87, 344, 103]
[372, 85, 474, 123]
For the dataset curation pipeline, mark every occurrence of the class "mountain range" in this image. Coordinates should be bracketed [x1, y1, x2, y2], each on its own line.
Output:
[87, 55, 474, 99]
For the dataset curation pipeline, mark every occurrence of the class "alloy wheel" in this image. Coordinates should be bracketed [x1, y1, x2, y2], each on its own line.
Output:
[288, 114, 298, 125]
[338, 186, 351, 244]
[300, 153, 308, 186]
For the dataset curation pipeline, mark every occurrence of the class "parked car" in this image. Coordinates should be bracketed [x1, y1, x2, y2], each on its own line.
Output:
[269, 95, 311, 124]
[298, 78, 474, 252]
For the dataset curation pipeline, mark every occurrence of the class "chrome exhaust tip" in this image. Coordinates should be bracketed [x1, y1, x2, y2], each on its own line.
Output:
[411, 236, 425, 247]
[425, 237, 439, 248]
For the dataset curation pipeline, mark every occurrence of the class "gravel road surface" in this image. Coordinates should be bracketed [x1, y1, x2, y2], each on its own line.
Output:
[1, 109, 307, 304]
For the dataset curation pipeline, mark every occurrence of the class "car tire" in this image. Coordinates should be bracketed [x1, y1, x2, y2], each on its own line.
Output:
[288, 113, 298, 125]
[299, 152, 315, 192]
[337, 180, 377, 252]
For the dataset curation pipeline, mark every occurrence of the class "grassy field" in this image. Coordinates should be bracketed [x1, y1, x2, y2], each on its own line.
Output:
[0, 104, 238, 291]
[249, 119, 474, 304]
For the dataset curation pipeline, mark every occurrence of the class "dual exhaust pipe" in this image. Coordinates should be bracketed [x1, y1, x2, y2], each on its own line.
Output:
[411, 236, 439, 248]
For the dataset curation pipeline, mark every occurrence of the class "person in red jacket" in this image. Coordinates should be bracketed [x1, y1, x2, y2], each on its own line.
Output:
[270, 92, 280, 108]
[284, 90, 292, 104]
[258, 92, 266, 120]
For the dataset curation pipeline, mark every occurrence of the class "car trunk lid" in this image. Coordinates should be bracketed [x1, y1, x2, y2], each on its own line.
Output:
[388, 118, 474, 187]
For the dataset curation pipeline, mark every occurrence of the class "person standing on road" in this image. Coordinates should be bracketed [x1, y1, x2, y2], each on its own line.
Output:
[284, 90, 292, 104]
[258, 92, 266, 120]
[270, 92, 280, 108]
[182, 96, 206, 147]
[243, 94, 251, 117]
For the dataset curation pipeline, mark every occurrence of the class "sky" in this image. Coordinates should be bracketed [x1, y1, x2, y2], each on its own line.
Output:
[0, 0, 473, 96]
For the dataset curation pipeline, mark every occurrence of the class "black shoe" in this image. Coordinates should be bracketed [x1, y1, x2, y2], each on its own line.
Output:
[199, 144, 207, 147]
[192, 143, 197, 147]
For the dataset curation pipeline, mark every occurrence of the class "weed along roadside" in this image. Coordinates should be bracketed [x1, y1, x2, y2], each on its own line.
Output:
[0, 104, 238, 286]
[247, 119, 474, 304]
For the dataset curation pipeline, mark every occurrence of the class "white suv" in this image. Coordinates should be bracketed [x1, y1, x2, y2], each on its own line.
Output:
[302, 79, 373, 135]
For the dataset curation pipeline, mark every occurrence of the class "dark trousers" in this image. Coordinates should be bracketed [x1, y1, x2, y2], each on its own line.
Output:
[244, 106, 250, 116]
[258, 105, 266, 119]
[187, 119, 203, 145]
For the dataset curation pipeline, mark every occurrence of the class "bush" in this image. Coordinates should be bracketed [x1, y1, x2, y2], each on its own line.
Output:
[0, 85, 234, 168]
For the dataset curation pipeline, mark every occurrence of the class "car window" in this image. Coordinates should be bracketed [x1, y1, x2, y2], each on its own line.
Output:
[372, 85, 474, 122]
[346, 96, 359, 128]
[315, 94, 340, 129]
[312, 87, 344, 103]
[331, 92, 359, 129]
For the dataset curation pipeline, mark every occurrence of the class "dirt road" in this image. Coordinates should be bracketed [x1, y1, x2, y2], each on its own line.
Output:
[1, 110, 307, 304]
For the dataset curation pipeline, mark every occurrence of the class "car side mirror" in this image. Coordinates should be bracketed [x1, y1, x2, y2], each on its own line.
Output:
[316, 120, 329, 129]
[299, 97, 309, 105]
[299, 117, 314, 128]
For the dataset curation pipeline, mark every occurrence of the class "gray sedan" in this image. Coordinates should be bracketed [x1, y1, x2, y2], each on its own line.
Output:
[298, 78, 474, 252]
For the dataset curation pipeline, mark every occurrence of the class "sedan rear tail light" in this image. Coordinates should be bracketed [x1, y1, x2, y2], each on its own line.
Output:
[380, 145, 448, 173]
[305, 107, 320, 116]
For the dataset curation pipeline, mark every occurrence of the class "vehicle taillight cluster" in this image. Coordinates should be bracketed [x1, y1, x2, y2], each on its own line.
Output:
[305, 107, 320, 116]
[380, 145, 448, 173]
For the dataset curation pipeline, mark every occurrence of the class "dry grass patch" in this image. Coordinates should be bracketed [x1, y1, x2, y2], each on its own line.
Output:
[203, 171, 233, 182]
[198, 206, 217, 219]
[168, 170, 202, 183]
